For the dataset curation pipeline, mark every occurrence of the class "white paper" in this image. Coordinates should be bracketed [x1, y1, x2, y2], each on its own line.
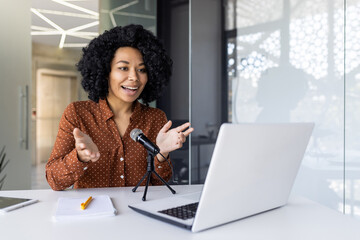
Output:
[54, 195, 117, 221]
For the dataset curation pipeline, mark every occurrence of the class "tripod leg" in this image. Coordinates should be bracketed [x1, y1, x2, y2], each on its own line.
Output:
[142, 172, 152, 201]
[132, 172, 148, 192]
[152, 171, 176, 194]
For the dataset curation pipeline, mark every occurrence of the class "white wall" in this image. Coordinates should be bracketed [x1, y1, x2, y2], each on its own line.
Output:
[0, 0, 32, 190]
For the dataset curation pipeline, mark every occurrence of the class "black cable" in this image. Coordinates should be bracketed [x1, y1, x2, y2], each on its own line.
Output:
[159, 153, 178, 184]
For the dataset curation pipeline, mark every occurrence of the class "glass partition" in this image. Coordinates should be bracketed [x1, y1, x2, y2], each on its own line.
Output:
[100, 0, 157, 33]
[189, 0, 222, 184]
[100, 1, 360, 213]
[223, 0, 360, 218]
[344, 0, 360, 217]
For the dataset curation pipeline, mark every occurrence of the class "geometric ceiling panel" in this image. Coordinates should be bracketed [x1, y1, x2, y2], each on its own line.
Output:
[31, 0, 99, 48]
[31, 0, 157, 48]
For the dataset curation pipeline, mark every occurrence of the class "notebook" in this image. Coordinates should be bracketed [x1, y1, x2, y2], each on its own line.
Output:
[129, 123, 314, 232]
[54, 195, 117, 221]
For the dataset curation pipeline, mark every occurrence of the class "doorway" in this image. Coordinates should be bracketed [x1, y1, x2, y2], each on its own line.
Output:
[36, 69, 78, 165]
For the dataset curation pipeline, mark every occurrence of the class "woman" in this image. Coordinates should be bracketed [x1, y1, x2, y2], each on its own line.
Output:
[46, 24, 193, 191]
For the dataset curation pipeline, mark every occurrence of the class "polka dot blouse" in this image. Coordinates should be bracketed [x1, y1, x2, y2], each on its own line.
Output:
[45, 99, 172, 191]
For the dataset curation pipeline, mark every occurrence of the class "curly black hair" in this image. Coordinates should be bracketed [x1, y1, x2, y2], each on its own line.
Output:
[77, 24, 172, 105]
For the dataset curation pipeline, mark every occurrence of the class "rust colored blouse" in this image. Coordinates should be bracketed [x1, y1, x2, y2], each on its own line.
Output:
[46, 99, 172, 191]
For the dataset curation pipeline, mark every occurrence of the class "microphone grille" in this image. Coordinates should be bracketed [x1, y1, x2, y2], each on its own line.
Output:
[130, 128, 143, 141]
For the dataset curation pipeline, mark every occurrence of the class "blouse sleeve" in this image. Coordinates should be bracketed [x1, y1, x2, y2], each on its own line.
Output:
[45, 103, 90, 191]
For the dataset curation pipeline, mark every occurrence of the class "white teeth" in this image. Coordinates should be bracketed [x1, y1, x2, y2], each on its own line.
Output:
[123, 86, 138, 90]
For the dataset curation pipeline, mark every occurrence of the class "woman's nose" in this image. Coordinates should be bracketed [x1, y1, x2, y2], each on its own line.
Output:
[128, 69, 138, 81]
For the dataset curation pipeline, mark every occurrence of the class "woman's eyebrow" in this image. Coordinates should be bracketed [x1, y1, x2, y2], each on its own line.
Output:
[116, 60, 129, 64]
[115, 60, 145, 66]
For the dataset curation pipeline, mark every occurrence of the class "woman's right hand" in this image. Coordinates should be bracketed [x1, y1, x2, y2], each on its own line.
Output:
[73, 128, 100, 163]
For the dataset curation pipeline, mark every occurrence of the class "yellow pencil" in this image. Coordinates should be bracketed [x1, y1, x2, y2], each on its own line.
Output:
[81, 196, 92, 210]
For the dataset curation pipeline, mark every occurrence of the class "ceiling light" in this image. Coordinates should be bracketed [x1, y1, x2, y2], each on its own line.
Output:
[31, 31, 62, 36]
[31, 26, 55, 31]
[113, 12, 156, 19]
[32, 8, 98, 19]
[31, 8, 64, 32]
[52, 0, 99, 16]
[59, 33, 66, 48]
[63, 43, 87, 48]
[110, 0, 139, 13]
[67, 21, 99, 33]
[31, 1, 99, 48]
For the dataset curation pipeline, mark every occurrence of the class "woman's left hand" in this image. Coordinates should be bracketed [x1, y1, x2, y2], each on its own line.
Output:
[156, 120, 194, 155]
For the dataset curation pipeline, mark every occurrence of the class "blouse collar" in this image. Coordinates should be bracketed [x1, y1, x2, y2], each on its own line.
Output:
[99, 98, 143, 122]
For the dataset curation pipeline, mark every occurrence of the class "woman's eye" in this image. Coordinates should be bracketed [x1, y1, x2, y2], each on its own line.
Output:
[138, 68, 147, 73]
[119, 67, 128, 71]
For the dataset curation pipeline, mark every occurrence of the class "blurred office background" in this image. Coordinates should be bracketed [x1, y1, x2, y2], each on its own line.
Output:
[1, 0, 360, 220]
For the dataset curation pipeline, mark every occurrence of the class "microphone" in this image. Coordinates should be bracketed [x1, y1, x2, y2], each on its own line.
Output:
[130, 128, 160, 155]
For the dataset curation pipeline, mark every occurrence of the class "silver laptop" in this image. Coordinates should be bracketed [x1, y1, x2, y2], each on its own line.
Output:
[129, 123, 314, 232]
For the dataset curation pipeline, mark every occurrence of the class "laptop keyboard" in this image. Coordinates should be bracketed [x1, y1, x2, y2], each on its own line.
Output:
[158, 202, 199, 220]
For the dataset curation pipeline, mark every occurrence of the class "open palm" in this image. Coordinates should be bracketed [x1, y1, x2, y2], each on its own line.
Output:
[156, 121, 194, 154]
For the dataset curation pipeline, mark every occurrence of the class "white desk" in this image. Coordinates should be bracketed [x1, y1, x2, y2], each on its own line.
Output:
[0, 185, 359, 240]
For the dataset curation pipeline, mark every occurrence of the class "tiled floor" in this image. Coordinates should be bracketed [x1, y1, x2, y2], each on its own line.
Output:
[31, 163, 50, 189]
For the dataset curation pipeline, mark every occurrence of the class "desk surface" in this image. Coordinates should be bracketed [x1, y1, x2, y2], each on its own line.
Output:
[0, 185, 359, 240]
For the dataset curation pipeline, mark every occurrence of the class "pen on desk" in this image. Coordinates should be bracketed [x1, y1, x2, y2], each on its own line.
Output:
[81, 196, 92, 210]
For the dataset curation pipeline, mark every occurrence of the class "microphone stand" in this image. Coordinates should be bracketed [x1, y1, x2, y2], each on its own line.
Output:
[132, 150, 176, 201]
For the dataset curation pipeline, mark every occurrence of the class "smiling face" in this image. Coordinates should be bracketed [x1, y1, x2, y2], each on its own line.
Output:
[107, 47, 148, 105]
